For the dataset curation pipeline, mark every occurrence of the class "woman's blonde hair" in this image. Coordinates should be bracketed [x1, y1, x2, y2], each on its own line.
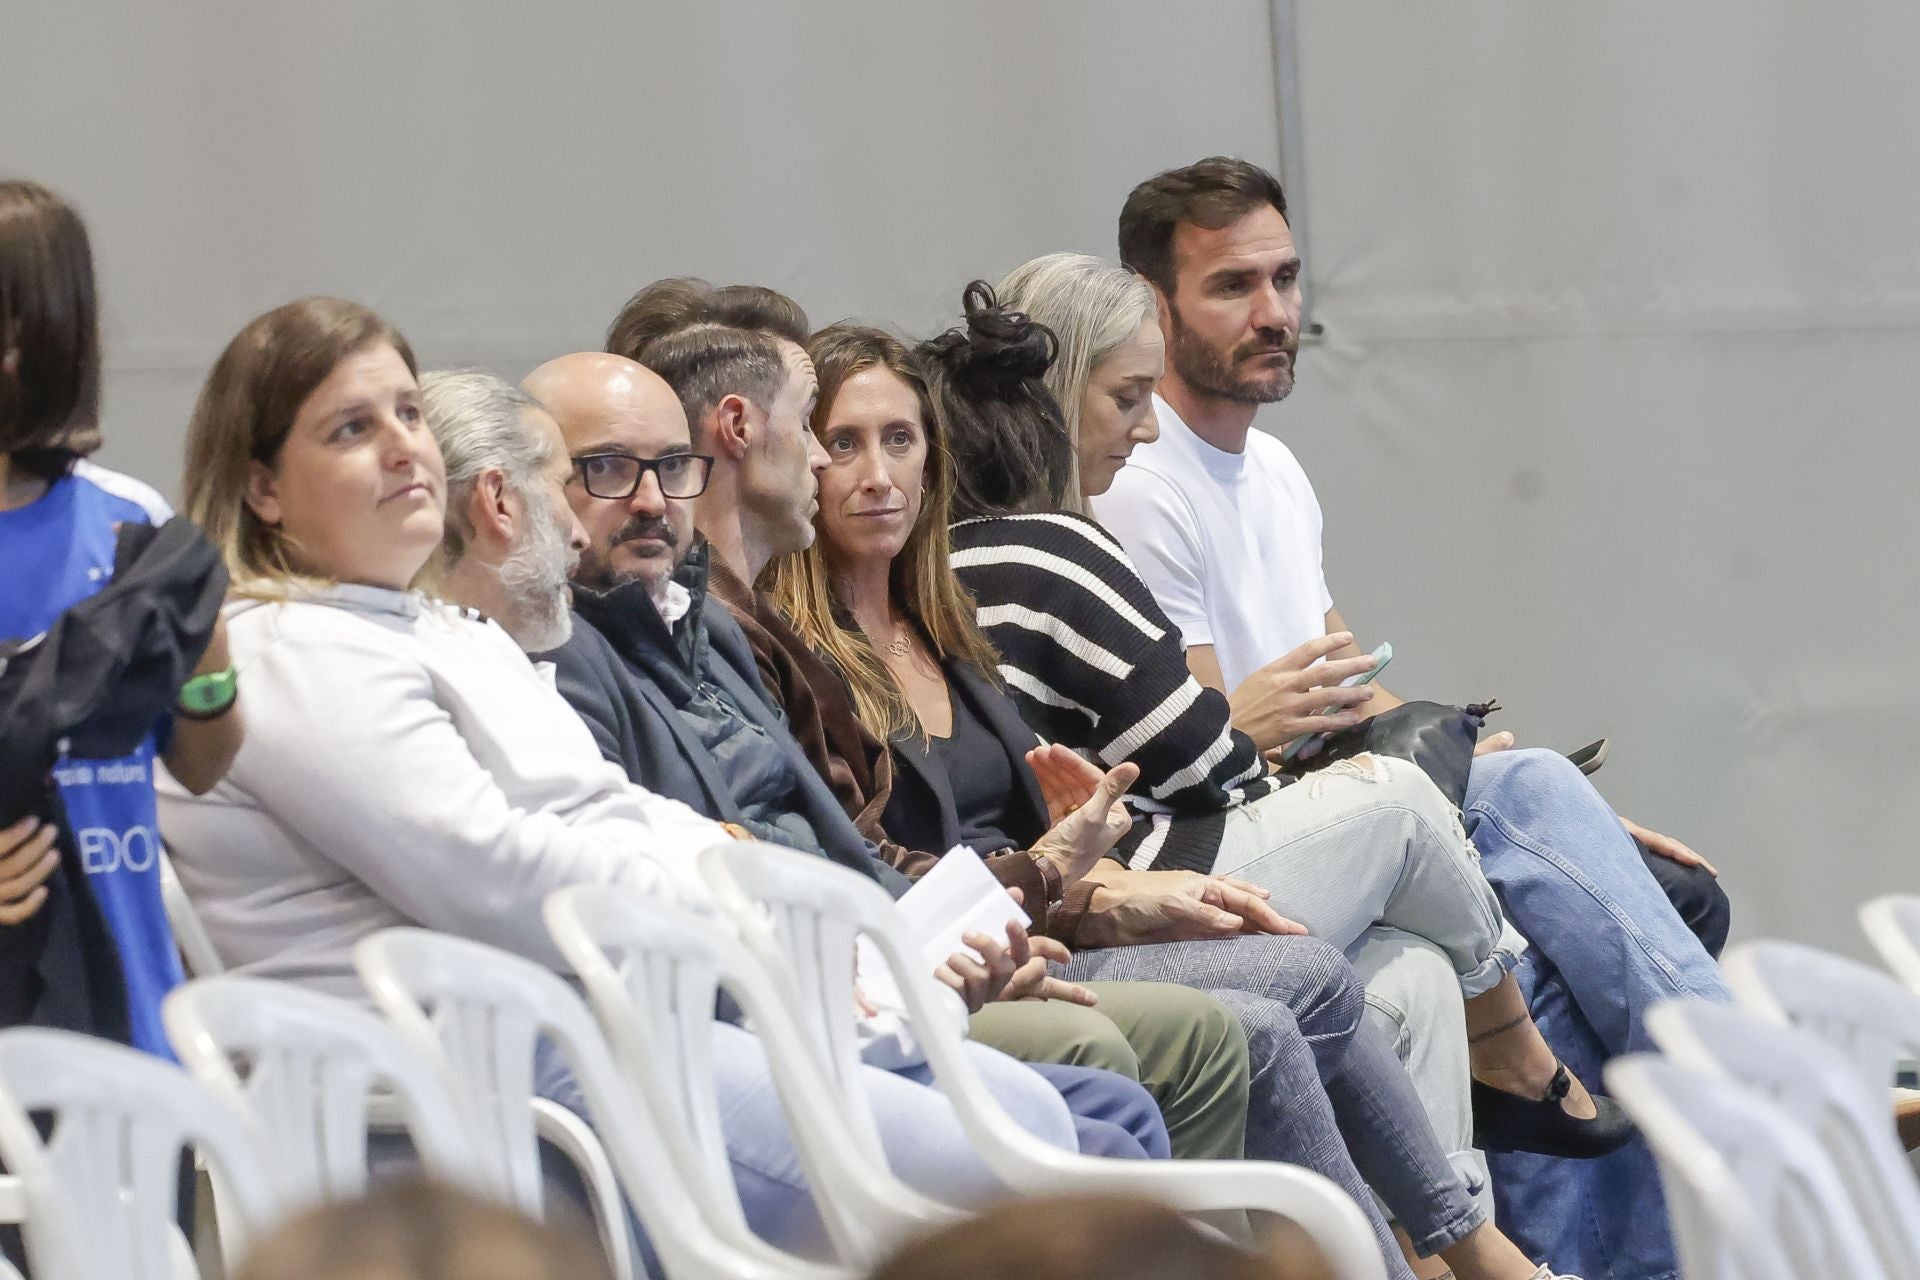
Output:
[994, 253, 1157, 514]
[769, 321, 1001, 741]
[182, 296, 418, 596]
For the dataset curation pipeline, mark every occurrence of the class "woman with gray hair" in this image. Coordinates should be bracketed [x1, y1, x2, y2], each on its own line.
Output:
[989, 251, 1163, 515]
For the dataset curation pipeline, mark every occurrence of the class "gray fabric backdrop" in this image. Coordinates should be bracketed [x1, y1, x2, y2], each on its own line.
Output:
[6, 1, 1915, 958]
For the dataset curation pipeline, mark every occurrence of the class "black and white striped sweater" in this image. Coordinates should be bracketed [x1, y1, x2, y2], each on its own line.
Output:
[950, 511, 1286, 872]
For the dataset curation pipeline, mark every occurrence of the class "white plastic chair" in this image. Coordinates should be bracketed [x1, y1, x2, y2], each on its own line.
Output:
[354, 927, 851, 1280]
[157, 855, 628, 1274]
[158, 850, 224, 980]
[0, 1027, 280, 1280]
[699, 842, 1388, 1280]
[0, 1175, 27, 1280]
[1646, 998, 1920, 1277]
[163, 975, 486, 1205]
[1605, 1053, 1891, 1280]
[1860, 894, 1920, 994]
[1722, 939, 1920, 1092]
[545, 883, 952, 1270]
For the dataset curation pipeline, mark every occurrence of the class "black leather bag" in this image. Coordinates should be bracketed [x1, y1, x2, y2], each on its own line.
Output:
[1288, 700, 1500, 809]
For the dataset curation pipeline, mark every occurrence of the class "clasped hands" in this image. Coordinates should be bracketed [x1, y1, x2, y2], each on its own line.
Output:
[920, 741, 1311, 1015]
[1024, 742, 1307, 948]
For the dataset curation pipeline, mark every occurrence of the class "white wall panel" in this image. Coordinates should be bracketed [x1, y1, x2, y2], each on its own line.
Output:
[1, 0, 1278, 496]
[1280, 1, 1920, 956]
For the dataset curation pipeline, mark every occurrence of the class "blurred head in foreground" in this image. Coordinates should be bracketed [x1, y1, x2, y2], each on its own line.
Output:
[233, 1178, 613, 1280]
[867, 1193, 1334, 1280]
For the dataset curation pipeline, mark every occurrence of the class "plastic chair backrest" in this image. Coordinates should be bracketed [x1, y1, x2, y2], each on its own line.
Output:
[1723, 940, 1920, 1090]
[353, 927, 851, 1280]
[1860, 895, 1920, 994]
[163, 975, 484, 1205]
[700, 848, 875, 1133]
[159, 849, 224, 979]
[1647, 999, 1920, 1277]
[698, 843, 1389, 1280]
[0, 1027, 280, 1280]
[1606, 1054, 1891, 1280]
[352, 929, 550, 1210]
[545, 882, 946, 1268]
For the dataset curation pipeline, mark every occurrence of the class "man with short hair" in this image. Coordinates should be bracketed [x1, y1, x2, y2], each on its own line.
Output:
[607, 277, 811, 368]
[1096, 155, 1733, 1278]
[609, 279, 893, 828]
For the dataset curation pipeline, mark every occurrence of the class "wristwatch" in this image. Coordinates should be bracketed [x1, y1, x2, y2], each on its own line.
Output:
[176, 665, 239, 720]
[1026, 849, 1066, 909]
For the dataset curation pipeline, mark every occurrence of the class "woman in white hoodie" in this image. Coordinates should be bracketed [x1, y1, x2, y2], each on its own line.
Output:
[156, 296, 1111, 1262]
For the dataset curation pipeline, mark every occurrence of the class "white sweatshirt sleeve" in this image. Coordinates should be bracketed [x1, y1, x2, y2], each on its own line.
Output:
[228, 620, 725, 964]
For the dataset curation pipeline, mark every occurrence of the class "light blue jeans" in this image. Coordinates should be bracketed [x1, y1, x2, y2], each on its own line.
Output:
[1465, 748, 1732, 1280]
[531, 1022, 1131, 1268]
[1211, 755, 1518, 1234]
[1066, 931, 1466, 1278]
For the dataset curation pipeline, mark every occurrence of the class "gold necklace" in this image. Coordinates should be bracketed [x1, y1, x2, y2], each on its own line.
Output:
[885, 631, 911, 659]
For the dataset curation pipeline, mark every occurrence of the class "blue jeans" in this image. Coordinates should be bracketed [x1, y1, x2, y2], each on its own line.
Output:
[1067, 932, 1492, 1280]
[529, 1024, 1154, 1269]
[1025, 1060, 1169, 1159]
[1464, 748, 1731, 1280]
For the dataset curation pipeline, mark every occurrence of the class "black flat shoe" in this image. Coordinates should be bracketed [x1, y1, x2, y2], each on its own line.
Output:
[1472, 1063, 1635, 1158]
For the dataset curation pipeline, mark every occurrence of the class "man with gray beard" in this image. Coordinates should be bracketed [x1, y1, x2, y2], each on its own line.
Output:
[419, 370, 588, 652]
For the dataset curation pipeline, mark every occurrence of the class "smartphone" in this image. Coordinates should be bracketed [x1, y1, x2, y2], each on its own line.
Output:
[1566, 738, 1610, 776]
[1278, 641, 1394, 764]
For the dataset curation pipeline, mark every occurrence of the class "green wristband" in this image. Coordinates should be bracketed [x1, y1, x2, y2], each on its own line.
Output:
[177, 665, 238, 719]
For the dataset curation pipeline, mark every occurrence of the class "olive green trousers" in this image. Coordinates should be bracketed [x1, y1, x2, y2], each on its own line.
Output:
[969, 981, 1249, 1161]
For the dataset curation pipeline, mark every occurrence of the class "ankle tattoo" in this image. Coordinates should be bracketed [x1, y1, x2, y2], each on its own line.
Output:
[1467, 1012, 1531, 1046]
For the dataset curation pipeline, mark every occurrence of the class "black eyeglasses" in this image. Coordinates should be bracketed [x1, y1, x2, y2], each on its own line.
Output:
[572, 451, 715, 500]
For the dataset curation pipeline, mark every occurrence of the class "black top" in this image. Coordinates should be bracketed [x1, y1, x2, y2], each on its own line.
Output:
[926, 678, 1018, 854]
[881, 658, 1053, 864]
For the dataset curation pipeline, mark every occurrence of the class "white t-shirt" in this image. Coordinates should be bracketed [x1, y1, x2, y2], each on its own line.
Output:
[1092, 395, 1332, 693]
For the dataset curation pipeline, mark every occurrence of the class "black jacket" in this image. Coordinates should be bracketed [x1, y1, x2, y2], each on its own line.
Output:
[881, 658, 1052, 859]
[0, 518, 224, 1041]
[543, 549, 905, 896]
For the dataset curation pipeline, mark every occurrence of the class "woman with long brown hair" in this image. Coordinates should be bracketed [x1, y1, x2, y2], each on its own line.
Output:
[774, 319, 1589, 1280]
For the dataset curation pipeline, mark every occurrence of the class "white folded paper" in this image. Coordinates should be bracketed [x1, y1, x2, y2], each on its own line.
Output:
[852, 846, 1029, 1064]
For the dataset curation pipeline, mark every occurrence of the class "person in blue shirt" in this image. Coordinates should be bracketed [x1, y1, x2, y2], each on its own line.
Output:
[0, 177, 243, 1057]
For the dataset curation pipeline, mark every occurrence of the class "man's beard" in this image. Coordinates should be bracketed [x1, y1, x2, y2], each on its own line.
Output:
[498, 495, 578, 653]
[1168, 304, 1298, 405]
[571, 514, 679, 593]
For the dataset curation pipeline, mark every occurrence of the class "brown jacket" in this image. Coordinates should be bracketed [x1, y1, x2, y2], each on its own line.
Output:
[706, 560, 1096, 941]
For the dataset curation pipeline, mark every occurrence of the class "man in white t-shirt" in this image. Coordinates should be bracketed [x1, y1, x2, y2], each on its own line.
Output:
[1095, 155, 1732, 1280]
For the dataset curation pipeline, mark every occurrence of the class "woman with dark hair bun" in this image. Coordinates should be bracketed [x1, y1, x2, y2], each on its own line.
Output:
[976, 253, 1733, 1279]
[776, 305, 1590, 1280]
